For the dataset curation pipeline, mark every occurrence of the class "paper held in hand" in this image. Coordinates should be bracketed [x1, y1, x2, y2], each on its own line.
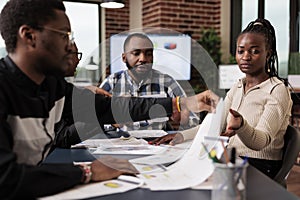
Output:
[136, 98, 225, 191]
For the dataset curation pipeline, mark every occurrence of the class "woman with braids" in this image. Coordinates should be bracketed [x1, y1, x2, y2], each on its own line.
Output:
[151, 18, 292, 179]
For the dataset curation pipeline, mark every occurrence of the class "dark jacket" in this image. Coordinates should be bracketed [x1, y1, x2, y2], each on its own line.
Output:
[0, 56, 172, 199]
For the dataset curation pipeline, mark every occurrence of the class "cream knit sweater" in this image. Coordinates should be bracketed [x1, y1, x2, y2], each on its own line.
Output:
[182, 77, 292, 160]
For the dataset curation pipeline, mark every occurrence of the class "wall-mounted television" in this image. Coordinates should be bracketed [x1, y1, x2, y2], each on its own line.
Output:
[109, 34, 191, 80]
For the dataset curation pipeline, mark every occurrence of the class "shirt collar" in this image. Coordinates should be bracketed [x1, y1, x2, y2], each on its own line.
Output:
[4, 56, 45, 95]
[238, 77, 282, 93]
[124, 69, 153, 86]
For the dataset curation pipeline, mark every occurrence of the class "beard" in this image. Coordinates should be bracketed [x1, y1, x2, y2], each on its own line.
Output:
[126, 61, 152, 81]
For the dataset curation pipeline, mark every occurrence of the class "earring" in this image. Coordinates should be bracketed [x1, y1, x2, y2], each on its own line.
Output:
[266, 60, 271, 73]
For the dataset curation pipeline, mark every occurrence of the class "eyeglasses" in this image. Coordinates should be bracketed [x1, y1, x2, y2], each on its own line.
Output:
[41, 26, 74, 45]
[70, 51, 83, 61]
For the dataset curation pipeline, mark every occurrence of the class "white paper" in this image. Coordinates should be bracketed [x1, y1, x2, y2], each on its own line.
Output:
[39, 175, 143, 200]
[72, 137, 149, 149]
[130, 141, 192, 165]
[132, 163, 167, 174]
[128, 130, 168, 138]
[191, 175, 213, 190]
[92, 144, 167, 155]
[136, 99, 224, 190]
[137, 114, 213, 190]
[79, 136, 168, 155]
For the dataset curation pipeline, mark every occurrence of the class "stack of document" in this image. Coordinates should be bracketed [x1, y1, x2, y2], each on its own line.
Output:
[41, 98, 225, 199]
[93, 144, 167, 155]
[75, 137, 168, 155]
[128, 130, 168, 138]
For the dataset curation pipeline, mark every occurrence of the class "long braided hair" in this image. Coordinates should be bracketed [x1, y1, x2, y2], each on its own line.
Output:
[239, 18, 280, 79]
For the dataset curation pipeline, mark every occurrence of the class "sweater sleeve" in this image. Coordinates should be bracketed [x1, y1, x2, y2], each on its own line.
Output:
[222, 84, 237, 132]
[235, 84, 292, 151]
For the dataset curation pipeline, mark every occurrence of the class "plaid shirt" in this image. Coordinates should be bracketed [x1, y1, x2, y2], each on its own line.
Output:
[100, 69, 199, 130]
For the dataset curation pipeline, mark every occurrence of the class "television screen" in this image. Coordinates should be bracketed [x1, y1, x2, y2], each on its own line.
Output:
[110, 34, 191, 80]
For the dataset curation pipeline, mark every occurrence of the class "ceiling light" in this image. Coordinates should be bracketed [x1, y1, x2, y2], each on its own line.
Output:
[100, 0, 125, 9]
[85, 56, 98, 70]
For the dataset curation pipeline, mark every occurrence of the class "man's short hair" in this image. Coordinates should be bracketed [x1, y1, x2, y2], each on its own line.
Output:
[0, 0, 65, 53]
[123, 32, 153, 52]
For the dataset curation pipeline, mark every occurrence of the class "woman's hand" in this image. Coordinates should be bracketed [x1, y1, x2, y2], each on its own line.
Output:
[148, 133, 184, 146]
[221, 108, 244, 137]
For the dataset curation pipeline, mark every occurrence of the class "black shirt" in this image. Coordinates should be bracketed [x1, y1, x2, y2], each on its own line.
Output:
[0, 56, 173, 199]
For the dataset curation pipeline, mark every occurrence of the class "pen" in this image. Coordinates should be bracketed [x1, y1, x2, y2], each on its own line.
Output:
[157, 164, 168, 172]
[73, 161, 93, 166]
[201, 142, 220, 163]
[117, 175, 142, 185]
[234, 156, 248, 186]
[240, 156, 248, 166]
[221, 140, 230, 164]
[209, 149, 220, 163]
[230, 147, 236, 164]
[204, 136, 229, 142]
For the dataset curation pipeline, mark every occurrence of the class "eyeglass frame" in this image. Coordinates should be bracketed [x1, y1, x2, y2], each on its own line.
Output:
[39, 26, 74, 45]
[70, 51, 83, 61]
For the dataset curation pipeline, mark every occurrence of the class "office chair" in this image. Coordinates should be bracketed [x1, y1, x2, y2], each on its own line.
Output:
[273, 125, 300, 188]
[291, 93, 300, 129]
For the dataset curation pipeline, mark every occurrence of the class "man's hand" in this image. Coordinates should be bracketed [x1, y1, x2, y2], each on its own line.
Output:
[91, 156, 138, 181]
[180, 90, 219, 113]
[85, 86, 112, 97]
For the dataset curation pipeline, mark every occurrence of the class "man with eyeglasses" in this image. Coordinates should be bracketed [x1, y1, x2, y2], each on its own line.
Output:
[54, 42, 111, 147]
[0, 0, 218, 199]
[63, 42, 110, 96]
[65, 42, 82, 77]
